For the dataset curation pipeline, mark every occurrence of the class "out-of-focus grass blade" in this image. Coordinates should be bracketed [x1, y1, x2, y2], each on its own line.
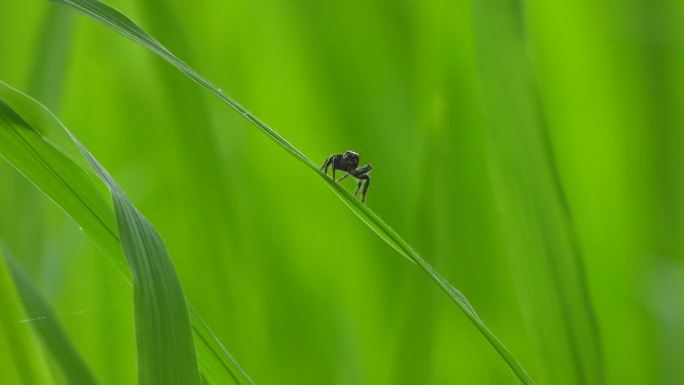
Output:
[0, 247, 54, 385]
[48, 0, 535, 383]
[0, 81, 252, 385]
[5, 251, 98, 385]
[28, 5, 74, 111]
[470, 1, 603, 384]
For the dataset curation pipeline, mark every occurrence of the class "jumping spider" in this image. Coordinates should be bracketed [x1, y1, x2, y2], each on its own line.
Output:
[320, 150, 372, 203]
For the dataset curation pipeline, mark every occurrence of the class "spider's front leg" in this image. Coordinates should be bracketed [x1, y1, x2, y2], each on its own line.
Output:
[320, 154, 340, 180]
[353, 175, 371, 203]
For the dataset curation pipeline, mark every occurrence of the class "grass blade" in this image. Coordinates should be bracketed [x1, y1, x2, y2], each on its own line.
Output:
[0, 81, 252, 384]
[5, 251, 98, 385]
[470, 1, 604, 384]
[0, 247, 54, 385]
[84, 150, 201, 384]
[48, 0, 535, 383]
[27, 5, 74, 112]
[189, 306, 253, 385]
[0, 81, 200, 385]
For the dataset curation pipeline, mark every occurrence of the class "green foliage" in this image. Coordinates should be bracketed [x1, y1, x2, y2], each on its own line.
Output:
[0, 0, 677, 384]
[1, 0, 534, 379]
[0, 81, 249, 384]
[0, 248, 53, 385]
[470, 1, 603, 384]
[5, 253, 97, 385]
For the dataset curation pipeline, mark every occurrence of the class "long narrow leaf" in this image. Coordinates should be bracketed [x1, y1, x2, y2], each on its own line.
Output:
[5, 252, 98, 385]
[0, 247, 54, 385]
[0, 82, 199, 385]
[86, 150, 201, 385]
[48, 0, 535, 383]
[0, 81, 252, 384]
[470, 1, 604, 384]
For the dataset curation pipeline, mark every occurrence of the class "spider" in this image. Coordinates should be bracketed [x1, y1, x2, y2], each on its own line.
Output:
[320, 150, 372, 203]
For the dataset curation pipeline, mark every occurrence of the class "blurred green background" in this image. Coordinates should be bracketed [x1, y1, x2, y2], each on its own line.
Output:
[1, 0, 682, 384]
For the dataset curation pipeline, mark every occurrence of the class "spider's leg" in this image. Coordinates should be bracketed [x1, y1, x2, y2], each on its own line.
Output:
[336, 173, 350, 183]
[349, 164, 372, 203]
[355, 174, 370, 203]
[361, 175, 370, 203]
[333, 156, 341, 180]
[320, 156, 332, 174]
[349, 164, 372, 178]
[355, 164, 372, 174]
[321, 155, 342, 180]
[353, 179, 363, 196]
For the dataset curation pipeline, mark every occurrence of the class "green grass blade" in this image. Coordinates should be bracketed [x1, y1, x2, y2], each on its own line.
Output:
[0, 81, 252, 385]
[189, 306, 253, 385]
[0, 247, 54, 385]
[83, 150, 200, 385]
[0, 81, 199, 385]
[47, 0, 535, 383]
[0, 94, 122, 270]
[27, 5, 74, 112]
[5, 252, 98, 385]
[470, 1, 604, 384]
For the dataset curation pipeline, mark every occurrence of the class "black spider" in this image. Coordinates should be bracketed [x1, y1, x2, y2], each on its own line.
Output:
[320, 150, 372, 203]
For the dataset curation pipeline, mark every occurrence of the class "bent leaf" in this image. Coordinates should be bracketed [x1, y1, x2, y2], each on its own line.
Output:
[0, 81, 252, 384]
[5, 252, 97, 385]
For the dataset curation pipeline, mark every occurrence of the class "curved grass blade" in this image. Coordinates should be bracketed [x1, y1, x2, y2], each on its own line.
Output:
[469, 1, 603, 384]
[0, 247, 54, 385]
[47, 0, 535, 383]
[0, 81, 252, 384]
[0, 83, 199, 385]
[189, 305, 253, 385]
[85, 151, 201, 385]
[4, 251, 98, 385]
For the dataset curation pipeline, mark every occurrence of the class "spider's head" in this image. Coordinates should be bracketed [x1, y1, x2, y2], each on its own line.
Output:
[343, 150, 359, 161]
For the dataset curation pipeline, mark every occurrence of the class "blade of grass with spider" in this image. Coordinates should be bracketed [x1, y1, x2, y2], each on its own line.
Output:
[48, 0, 535, 383]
